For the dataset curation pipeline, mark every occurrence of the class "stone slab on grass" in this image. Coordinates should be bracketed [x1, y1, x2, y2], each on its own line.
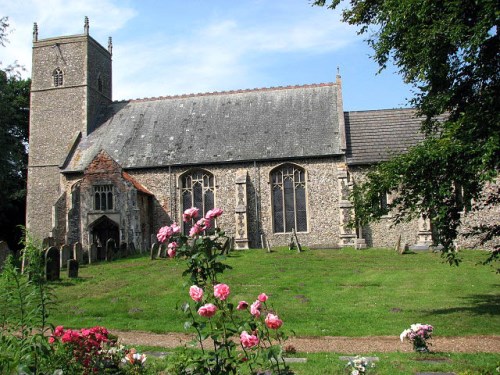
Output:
[339, 356, 380, 362]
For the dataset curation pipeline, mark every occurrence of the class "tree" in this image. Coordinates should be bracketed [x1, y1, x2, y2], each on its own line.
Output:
[0, 17, 30, 251]
[313, 1, 499, 267]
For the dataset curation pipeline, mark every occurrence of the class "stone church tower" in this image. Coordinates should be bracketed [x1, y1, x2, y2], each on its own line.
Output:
[27, 18, 113, 240]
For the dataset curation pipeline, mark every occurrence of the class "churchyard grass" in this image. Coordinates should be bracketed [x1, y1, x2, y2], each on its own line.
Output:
[50, 247, 499, 338]
[138, 349, 500, 374]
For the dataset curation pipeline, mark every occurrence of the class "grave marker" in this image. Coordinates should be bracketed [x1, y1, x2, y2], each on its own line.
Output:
[151, 243, 159, 260]
[73, 242, 83, 263]
[0, 241, 10, 271]
[60, 244, 71, 269]
[67, 259, 79, 278]
[45, 246, 60, 281]
[89, 243, 98, 264]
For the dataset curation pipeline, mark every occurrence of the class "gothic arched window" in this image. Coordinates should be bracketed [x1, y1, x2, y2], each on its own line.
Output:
[53, 68, 63, 87]
[181, 169, 215, 234]
[271, 164, 307, 233]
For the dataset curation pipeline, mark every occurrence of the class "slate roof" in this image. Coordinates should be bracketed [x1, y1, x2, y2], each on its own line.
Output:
[63, 83, 342, 172]
[344, 108, 425, 165]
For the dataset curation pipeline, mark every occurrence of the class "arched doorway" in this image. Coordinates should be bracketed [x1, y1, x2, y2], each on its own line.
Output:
[89, 216, 119, 260]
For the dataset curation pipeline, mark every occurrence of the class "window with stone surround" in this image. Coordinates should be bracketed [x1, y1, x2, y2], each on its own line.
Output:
[93, 185, 114, 211]
[271, 164, 307, 233]
[181, 169, 215, 234]
[53, 68, 63, 87]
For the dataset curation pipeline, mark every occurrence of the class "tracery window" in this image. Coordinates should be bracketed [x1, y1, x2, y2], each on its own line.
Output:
[53, 68, 63, 87]
[93, 185, 114, 211]
[181, 169, 215, 234]
[271, 164, 307, 233]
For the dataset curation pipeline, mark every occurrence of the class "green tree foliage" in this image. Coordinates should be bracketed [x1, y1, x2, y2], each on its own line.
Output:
[313, 1, 499, 265]
[0, 16, 30, 250]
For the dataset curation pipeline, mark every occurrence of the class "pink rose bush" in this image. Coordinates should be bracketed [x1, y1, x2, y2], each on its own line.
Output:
[158, 208, 289, 374]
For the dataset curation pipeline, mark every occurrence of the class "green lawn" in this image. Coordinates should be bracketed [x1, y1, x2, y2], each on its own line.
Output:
[50, 247, 499, 338]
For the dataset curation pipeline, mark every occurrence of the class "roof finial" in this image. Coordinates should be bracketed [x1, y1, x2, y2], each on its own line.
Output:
[108, 37, 113, 56]
[33, 22, 38, 42]
[336, 66, 340, 77]
[84, 16, 89, 35]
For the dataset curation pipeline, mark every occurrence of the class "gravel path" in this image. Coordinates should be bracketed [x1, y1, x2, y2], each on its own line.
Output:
[112, 331, 500, 354]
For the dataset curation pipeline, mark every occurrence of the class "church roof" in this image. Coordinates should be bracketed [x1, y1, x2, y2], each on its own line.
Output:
[344, 108, 425, 165]
[63, 82, 343, 172]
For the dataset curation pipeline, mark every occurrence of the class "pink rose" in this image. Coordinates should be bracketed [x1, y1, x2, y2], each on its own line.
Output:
[198, 303, 217, 318]
[170, 222, 181, 234]
[240, 331, 259, 348]
[258, 293, 268, 302]
[205, 208, 223, 220]
[54, 325, 64, 337]
[265, 313, 283, 329]
[250, 300, 261, 317]
[157, 225, 173, 243]
[189, 224, 203, 237]
[237, 301, 248, 310]
[189, 285, 204, 302]
[48, 336, 55, 344]
[183, 207, 200, 222]
[168, 242, 178, 258]
[214, 283, 230, 300]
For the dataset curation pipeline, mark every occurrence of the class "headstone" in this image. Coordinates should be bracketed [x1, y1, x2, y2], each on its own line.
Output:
[158, 243, 167, 258]
[67, 259, 79, 278]
[120, 242, 128, 258]
[73, 242, 83, 264]
[60, 244, 71, 269]
[0, 241, 10, 271]
[291, 228, 302, 253]
[106, 239, 116, 261]
[89, 243, 98, 264]
[395, 234, 402, 254]
[128, 242, 136, 255]
[150, 243, 159, 260]
[45, 246, 60, 281]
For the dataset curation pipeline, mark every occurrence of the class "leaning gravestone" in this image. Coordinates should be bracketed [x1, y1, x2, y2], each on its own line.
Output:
[73, 242, 83, 264]
[45, 246, 60, 281]
[159, 243, 167, 258]
[0, 241, 10, 271]
[60, 244, 71, 269]
[150, 243, 159, 260]
[67, 259, 79, 278]
[89, 243, 98, 264]
[106, 239, 116, 261]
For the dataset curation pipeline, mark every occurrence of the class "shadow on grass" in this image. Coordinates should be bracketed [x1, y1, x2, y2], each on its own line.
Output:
[425, 293, 500, 316]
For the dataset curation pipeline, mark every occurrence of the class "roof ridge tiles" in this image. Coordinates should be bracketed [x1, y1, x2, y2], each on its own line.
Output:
[113, 82, 336, 103]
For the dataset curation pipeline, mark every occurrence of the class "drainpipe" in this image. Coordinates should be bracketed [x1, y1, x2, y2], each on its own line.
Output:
[254, 160, 261, 247]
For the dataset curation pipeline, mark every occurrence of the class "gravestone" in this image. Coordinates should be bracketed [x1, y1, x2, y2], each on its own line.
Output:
[67, 259, 79, 278]
[45, 246, 60, 281]
[128, 242, 136, 255]
[158, 243, 167, 258]
[106, 239, 116, 261]
[89, 243, 98, 264]
[395, 234, 402, 254]
[120, 242, 128, 258]
[150, 243, 159, 260]
[0, 241, 10, 271]
[73, 242, 83, 263]
[60, 244, 71, 269]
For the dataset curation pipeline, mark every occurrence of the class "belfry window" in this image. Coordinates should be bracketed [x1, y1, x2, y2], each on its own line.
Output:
[181, 169, 215, 234]
[97, 75, 103, 92]
[53, 68, 63, 87]
[271, 164, 307, 233]
[93, 185, 114, 211]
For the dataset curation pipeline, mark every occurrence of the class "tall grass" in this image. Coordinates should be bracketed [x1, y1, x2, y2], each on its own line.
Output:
[50, 248, 499, 337]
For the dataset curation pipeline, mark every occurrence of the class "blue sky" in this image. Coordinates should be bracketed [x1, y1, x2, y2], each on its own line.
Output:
[0, 0, 414, 110]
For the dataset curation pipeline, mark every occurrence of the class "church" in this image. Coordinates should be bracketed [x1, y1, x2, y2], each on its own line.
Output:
[26, 19, 440, 253]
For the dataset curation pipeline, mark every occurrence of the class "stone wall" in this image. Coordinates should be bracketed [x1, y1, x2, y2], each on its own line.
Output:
[126, 156, 344, 248]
